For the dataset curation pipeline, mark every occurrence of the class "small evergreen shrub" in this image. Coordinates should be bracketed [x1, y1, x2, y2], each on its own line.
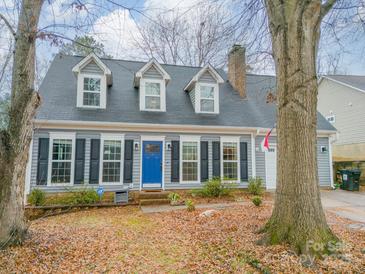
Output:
[185, 199, 195, 212]
[248, 177, 263, 195]
[168, 192, 181, 202]
[71, 189, 99, 205]
[28, 189, 46, 206]
[252, 196, 262, 206]
[192, 177, 233, 197]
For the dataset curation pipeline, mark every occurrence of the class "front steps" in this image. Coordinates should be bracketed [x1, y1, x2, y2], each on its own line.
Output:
[138, 190, 171, 206]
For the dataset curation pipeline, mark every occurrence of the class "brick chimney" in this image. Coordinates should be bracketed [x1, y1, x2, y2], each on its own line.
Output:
[228, 44, 246, 98]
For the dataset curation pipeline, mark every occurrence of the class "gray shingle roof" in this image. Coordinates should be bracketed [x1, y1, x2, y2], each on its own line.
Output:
[37, 54, 335, 131]
[325, 75, 365, 92]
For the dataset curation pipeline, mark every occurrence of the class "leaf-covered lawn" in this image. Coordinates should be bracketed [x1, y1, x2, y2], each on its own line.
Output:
[0, 204, 364, 273]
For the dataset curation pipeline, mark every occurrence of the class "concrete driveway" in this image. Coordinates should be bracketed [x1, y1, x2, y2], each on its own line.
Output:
[321, 190, 365, 223]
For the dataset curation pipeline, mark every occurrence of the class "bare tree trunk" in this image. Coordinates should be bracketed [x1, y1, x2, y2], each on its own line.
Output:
[262, 0, 338, 256]
[0, 0, 43, 249]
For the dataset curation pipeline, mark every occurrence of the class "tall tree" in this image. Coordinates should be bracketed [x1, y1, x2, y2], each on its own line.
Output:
[262, 0, 338, 255]
[0, 0, 43, 248]
[59, 35, 111, 57]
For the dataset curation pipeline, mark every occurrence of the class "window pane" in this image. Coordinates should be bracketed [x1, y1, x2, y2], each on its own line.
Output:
[83, 92, 100, 106]
[103, 140, 121, 160]
[145, 96, 161, 110]
[145, 144, 160, 153]
[200, 86, 214, 98]
[51, 162, 71, 183]
[83, 78, 100, 91]
[145, 82, 160, 96]
[52, 139, 72, 160]
[102, 162, 120, 182]
[223, 142, 237, 160]
[182, 162, 198, 181]
[223, 162, 237, 179]
[200, 99, 214, 112]
[182, 142, 198, 161]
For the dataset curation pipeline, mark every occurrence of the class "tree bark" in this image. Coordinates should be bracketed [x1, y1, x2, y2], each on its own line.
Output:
[0, 0, 43, 249]
[262, 0, 338, 255]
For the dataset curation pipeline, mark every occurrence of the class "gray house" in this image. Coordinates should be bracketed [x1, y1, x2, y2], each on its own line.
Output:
[25, 45, 336, 195]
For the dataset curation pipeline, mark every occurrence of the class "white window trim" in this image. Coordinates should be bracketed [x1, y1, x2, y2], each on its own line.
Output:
[195, 82, 219, 114]
[326, 115, 335, 124]
[180, 135, 201, 184]
[47, 132, 76, 186]
[99, 133, 125, 185]
[139, 135, 166, 190]
[77, 73, 107, 109]
[220, 136, 240, 183]
[139, 78, 166, 112]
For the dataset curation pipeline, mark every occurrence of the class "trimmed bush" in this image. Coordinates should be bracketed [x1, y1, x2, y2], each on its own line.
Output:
[248, 177, 263, 195]
[28, 189, 46, 206]
[71, 189, 99, 205]
[185, 199, 195, 212]
[192, 177, 234, 198]
[252, 196, 262, 206]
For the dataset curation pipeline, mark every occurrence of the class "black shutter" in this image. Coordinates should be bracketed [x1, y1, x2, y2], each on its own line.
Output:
[201, 141, 209, 182]
[212, 141, 220, 178]
[124, 140, 134, 183]
[89, 139, 100, 184]
[37, 138, 49, 185]
[74, 139, 85, 184]
[171, 141, 180, 182]
[240, 142, 248, 181]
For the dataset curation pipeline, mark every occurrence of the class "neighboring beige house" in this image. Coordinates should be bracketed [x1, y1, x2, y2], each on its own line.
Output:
[318, 75, 365, 184]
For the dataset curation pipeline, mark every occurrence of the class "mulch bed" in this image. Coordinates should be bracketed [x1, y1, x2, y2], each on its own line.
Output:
[0, 203, 364, 273]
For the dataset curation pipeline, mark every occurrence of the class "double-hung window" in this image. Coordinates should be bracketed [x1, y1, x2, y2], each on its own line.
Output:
[100, 135, 124, 184]
[140, 79, 166, 111]
[196, 83, 219, 114]
[221, 137, 240, 181]
[48, 133, 75, 185]
[180, 136, 200, 183]
[83, 76, 101, 107]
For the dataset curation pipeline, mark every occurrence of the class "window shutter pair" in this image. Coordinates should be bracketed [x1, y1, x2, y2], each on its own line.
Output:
[212, 141, 248, 181]
[89, 139, 134, 184]
[37, 138, 86, 185]
[170, 141, 209, 182]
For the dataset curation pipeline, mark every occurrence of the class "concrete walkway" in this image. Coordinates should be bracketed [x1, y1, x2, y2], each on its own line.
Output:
[321, 189, 365, 223]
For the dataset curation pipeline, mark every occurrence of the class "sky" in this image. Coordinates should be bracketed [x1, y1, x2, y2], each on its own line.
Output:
[0, 0, 364, 82]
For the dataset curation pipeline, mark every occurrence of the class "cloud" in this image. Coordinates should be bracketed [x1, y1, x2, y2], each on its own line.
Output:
[90, 9, 142, 59]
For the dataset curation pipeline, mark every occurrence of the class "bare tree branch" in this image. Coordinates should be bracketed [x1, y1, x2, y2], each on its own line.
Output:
[0, 13, 16, 37]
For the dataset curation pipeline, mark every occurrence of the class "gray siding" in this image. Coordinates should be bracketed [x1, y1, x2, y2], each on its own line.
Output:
[199, 71, 216, 83]
[80, 60, 103, 74]
[317, 137, 331, 186]
[143, 65, 163, 79]
[189, 88, 196, 108]
[28, 129, 332, 192]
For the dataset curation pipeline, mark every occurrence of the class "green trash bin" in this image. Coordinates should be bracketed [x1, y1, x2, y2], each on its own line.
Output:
[338, 169, 361, 191]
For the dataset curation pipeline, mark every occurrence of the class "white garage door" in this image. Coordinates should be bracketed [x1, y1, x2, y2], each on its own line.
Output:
[265, 146, 277, 189]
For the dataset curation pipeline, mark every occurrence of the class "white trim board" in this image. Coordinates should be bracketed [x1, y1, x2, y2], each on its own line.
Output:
[33, 119, 337, 136]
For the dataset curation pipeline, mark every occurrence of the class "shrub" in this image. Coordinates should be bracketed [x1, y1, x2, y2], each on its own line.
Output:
[185, 199, 195, 212]
[168, 192, 181, 202]
[248, 177, 263, 195]
[192, 177, 233, 198]
[28, 189, 46, 206]
[71, 189, 99, 205]
[252, 196, 262, 206]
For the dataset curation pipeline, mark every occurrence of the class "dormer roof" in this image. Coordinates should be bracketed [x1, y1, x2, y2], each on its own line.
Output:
[134, 58, 171, 87]
[72, 53, 112, 85]
[184, 64, 224, 91]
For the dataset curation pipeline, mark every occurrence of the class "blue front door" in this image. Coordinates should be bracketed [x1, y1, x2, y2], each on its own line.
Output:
[142, 141, 163, 188]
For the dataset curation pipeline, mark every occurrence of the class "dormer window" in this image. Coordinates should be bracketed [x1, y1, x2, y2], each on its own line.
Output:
[134, 59, 170, 112]
[184, 64, 224, 114]
[72, 53, 112, 109]
[83, 76, 101, 106]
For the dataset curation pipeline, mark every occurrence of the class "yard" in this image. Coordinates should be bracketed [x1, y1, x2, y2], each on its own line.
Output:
[0, 200, 364, 273]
